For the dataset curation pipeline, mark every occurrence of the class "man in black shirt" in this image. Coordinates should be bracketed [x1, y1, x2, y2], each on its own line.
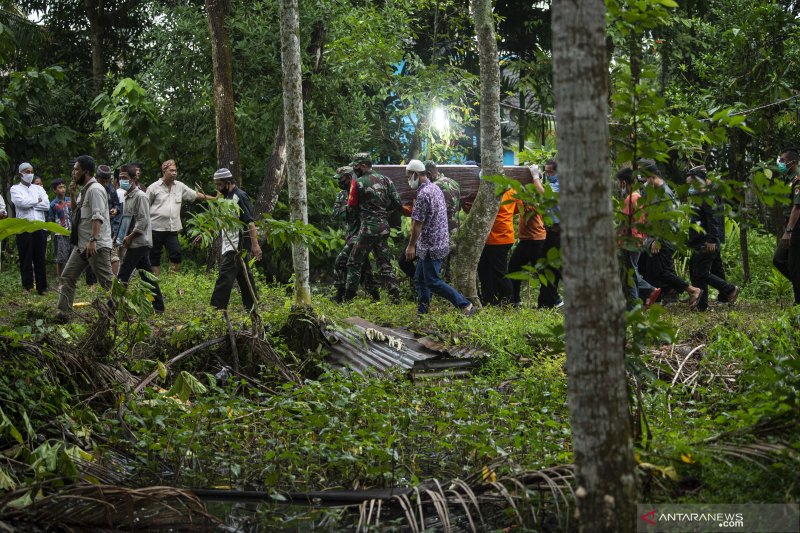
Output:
[209, 168, 262, 312]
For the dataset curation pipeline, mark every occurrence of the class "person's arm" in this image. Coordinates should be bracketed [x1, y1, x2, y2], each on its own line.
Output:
[34, 186, 49, 211]
[405, 219, 423, 261]
[0, 194, 7, 218]
[86, 219, 102, 256]
[782, 205, 800, 246]
[248, 222, 262, 261]
[528, 165, 545, 195]
[10, 185, 40, 209]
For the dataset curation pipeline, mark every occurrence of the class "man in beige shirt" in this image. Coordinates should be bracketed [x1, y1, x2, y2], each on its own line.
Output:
[147, 159, 214, 275]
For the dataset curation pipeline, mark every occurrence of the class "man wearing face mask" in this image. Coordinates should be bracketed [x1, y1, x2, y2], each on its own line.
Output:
[10, 162, 50, 294]
[539, 159, 563, 308]
[56, 155, 114, 321]
[117, 165, 165, 312]
[209, 168, 262, 312]
[343, 153, 401, 301]
[404, 160, 474, 316]
[332, 166, 379, 302]
[773, 148, 800, 304]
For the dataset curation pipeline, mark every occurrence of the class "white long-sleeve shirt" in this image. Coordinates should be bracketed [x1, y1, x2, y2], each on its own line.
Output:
[0, 194, 6, 216]
[10, 183, 49, 222]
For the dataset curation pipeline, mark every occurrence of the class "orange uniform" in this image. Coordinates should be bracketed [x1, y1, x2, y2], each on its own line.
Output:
[517, 200, 546, 241]
[486, 189, 518, 245]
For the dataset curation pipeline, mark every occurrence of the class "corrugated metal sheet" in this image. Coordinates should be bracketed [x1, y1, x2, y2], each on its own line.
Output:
[373, 164, 536, 205]
[325, 317, 487, 375]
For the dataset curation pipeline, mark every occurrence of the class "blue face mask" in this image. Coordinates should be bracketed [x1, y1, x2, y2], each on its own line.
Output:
[546, 173, 558, 184]
[120, 180, 131, 190]
[778, 162, 789, 174]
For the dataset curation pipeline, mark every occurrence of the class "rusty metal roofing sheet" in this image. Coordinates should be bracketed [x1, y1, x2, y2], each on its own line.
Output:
[324, 317, 487, 375]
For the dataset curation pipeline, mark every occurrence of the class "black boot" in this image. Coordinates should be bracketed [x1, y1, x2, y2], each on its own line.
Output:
[368, 288, 381, 302]
[342, 288, 357, 302]
[330, 287, 345, 303]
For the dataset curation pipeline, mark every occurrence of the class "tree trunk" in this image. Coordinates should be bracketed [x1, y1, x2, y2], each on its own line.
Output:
[450, 0, 504, 304]
[279, 0, 311, 305]
[206, 0, 241, 182]
[255, 23, 326, 217]
[552, 0, 636, 531]
[84, 0, 107, 160]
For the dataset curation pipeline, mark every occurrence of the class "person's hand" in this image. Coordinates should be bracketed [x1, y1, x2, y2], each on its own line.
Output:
[529, 164, 541, 180]
[192, 235, 202, 247]
[251, 242, 263, 262]
[110, 208, 118, 216]
[781, 231, 791, 247]
[86, 240, 97, 257]
[705, 242, 718, 253]
[0, 212, 6, 220]
[405, 244, 416, 262]
[650, 240, 661, 254]
[122, 235, 132, 249]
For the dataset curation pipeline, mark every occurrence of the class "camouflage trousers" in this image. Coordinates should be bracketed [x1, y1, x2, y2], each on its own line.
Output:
[345, 233, 397, 293]
[334, 237, 377, 292]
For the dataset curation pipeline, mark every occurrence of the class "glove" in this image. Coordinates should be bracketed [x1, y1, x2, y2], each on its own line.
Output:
[529, 164, 541, 180]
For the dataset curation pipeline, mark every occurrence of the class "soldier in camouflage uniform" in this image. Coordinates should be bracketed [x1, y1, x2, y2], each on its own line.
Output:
[332, 166, 379, 302]
[344, 153, 402, 300]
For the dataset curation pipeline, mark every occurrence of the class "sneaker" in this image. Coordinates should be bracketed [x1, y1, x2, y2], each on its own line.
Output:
[727, 286, 741, 304]
[462, 303, 477, 317]
[644, 288, 662, 309]
[554, 297, 564, 308]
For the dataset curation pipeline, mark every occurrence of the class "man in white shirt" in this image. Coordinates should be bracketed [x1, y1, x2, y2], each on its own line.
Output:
[146, 159, 214, 276]
[0, 193, 7, 219]
[10, 162, 50, 294]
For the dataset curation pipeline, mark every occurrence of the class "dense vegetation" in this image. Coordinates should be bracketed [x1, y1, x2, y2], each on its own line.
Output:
[1, 0, 799, 530]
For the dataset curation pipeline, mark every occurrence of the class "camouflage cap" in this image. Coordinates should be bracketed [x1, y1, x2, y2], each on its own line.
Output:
[335, 166, 353, 178]
[424, 160, 437, 171]
[349, 152, 372, 166]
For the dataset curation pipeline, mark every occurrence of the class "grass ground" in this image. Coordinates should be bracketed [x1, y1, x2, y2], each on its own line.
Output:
[0, 249, 797, 529]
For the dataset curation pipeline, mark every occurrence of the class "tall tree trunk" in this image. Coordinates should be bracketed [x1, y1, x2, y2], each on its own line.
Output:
[279, 0, 311, 305]
[552, 0, 636, 531]
[206, 0, 241, 182]
[449, 0, 504, 304]
[84, 0, 107, 160]
[255, 23, 326, 216]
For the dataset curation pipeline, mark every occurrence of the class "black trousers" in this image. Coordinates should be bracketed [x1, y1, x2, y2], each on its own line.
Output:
[16, 230, 48, 293]
[773, 232, 800, 304]
[507, 239, 546, 305]
[211, 251, 257, 311]
[118, 246, 165, 312]
[478, 243, 512, 306]
[690, 248, 735, 311]
[538, 224, 562, 308]
[647, 241, 690, 294]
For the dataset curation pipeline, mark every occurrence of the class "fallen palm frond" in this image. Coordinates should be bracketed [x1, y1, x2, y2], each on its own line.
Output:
[9, 337, 137, 394]
[645, 342, 742, 394]
[0, 483, 219, 531]
[356, 464, 576, 532]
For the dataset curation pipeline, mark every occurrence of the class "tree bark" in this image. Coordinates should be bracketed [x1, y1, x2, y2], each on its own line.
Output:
[255, 23, 326, 217]
[450, 0, 504, 304]
[552, 0, 636, 531]
[84, 0, 105, 94]
[279, 0, 311, 305]
[206, 0, 241, 182]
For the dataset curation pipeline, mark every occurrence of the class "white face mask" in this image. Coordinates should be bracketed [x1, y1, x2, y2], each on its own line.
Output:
[407, 173, 420, 190]
[21, 173, 33, 184]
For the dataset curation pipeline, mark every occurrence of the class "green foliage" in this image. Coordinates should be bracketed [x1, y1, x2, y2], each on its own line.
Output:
[91, 77, 165, 166]
[0, 218, 69, 241]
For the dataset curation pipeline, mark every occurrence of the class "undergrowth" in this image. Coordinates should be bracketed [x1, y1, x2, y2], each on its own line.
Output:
[0, 242, 797, 529]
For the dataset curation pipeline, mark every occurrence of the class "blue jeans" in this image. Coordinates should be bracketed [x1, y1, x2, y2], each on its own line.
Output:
[414, 255, 470, 314]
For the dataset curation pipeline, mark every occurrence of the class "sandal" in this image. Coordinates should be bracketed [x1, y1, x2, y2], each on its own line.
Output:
[687, 289, 703, 309]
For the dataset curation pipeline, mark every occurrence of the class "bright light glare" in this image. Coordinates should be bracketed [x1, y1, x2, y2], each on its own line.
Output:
[432, 107, 449, 132]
